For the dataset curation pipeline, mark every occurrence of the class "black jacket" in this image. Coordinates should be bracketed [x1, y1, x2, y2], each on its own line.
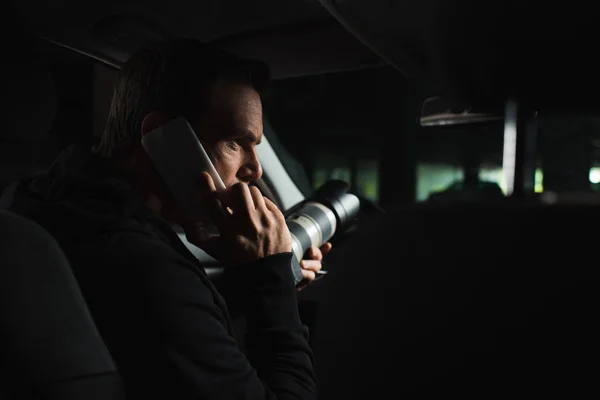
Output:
[1, 145, 316, 400]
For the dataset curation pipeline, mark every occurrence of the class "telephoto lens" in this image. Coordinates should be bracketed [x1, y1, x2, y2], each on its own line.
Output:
[286, 180, 360, 284]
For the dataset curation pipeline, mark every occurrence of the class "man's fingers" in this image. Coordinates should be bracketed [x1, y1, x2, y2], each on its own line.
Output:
[197, 173, 227, 227]
[263, 196, 279, 212]
[229, 183, 255, 218]
[198, 171, 217, 195]
[249, 186, 267, 211]
[301, 269, 316, 281]
[306, 246, 323, 261]
[320, 242, 333, 255]
[263, 197, 286, 224]
[190, 233, 222, 254]
[300, 259, 323, 272]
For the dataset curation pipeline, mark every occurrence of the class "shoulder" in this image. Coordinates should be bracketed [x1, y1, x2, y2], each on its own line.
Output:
[79, 228, 205, 282]
[71, 228, 224, 323]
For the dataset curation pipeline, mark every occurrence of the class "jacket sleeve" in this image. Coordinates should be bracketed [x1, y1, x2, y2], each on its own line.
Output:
[94, 237, 316, 400]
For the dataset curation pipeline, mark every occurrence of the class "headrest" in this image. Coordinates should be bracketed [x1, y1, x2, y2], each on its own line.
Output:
[1, 3, 57, 180]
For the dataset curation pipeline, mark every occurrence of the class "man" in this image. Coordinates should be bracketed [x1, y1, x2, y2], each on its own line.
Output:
[2, 39, 330, 399]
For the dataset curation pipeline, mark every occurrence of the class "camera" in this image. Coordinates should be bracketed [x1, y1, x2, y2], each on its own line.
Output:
[181, 180, 360, 285]
[285, 180, 360, 284]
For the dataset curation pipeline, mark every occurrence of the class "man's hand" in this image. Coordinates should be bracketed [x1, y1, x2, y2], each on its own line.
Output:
[184, 172, 292, 266]
[297, 242, 332, 291]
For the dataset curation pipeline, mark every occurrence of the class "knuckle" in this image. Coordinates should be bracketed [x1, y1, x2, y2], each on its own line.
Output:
[304, 271, 316, 281]
[270, 208, 285, 223]
[231, 182, 246, 194]
[261, 213, 272, 227]
[247, 221, 261, 238]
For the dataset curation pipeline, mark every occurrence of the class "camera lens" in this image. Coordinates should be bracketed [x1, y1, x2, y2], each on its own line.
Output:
[286, 180, 360, 265]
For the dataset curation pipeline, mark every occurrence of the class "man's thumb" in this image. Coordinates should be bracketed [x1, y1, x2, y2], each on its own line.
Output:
[183, 223, 214, 246]
[187, 231, 223, 259]
[194, 234, 221, 251]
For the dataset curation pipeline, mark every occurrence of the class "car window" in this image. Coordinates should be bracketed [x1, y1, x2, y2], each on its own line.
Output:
[56, 46, 415, 207]
[416, 111, 600, 202]
[266, 66, 407, 204]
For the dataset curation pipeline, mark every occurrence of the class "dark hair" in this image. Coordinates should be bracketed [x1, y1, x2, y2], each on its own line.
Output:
[96, 38, 270, 158]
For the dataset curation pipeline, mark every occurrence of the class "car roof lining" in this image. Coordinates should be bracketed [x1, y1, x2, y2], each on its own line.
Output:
[14, 0, 385, 78]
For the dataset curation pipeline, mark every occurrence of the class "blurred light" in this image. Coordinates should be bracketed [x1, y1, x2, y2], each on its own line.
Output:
[502, 100, 518, 195]
[534, 169, 544, 193]
[590, 167, 600, 184]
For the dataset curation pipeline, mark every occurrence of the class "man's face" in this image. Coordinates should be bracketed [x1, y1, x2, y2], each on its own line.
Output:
[194, 80, 263, 188]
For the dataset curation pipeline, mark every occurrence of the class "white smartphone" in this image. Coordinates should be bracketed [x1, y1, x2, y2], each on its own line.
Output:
[141, 117, 226, 226]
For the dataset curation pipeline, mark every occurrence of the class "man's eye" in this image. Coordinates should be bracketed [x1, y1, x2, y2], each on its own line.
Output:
[226, 140, 240, 150]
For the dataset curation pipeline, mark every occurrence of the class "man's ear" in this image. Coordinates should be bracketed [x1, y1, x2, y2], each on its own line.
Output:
[141, 111, 170, 137]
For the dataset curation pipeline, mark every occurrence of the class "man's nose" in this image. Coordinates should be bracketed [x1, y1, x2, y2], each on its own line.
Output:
[238, 150, 262, 182]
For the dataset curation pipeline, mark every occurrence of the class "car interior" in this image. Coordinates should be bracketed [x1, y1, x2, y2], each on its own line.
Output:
[2, 0, 600, 398]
